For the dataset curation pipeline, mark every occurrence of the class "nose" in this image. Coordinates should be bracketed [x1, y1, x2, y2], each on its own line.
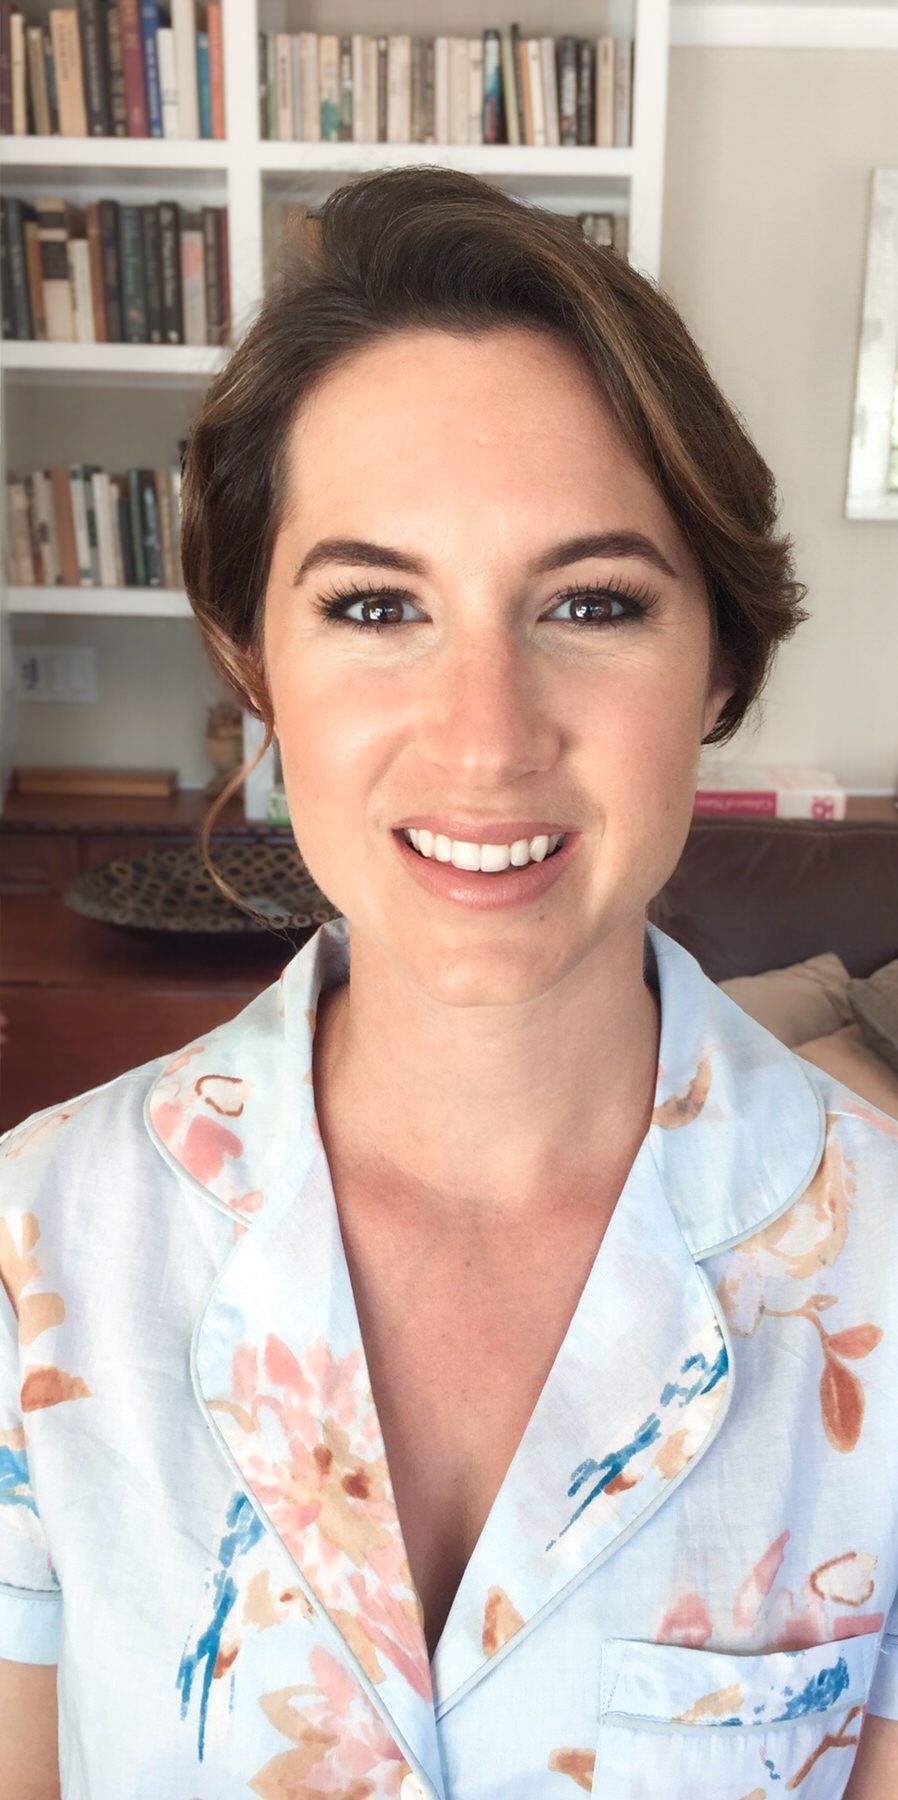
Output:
[414, 627, 561, 787]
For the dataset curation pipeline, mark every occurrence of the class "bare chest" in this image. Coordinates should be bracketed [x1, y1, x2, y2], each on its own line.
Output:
[333, 1193, 613, 1661]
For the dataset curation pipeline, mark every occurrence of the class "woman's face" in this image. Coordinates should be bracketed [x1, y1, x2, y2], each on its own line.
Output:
[262, 325, 734, 1002]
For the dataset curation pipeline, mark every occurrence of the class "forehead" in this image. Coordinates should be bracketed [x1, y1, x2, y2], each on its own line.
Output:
[282, 326, 681, 550]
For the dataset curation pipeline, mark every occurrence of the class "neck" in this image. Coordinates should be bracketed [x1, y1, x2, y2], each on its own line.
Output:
[311, 915, 662, 1224]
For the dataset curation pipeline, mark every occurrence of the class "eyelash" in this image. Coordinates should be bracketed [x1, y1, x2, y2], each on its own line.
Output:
[309, 574, 661, 635]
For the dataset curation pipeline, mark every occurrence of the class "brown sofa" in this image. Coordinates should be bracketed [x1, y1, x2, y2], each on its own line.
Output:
[648, 813, 898, 1122]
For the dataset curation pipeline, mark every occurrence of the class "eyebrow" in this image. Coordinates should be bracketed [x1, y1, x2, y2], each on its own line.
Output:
[291, 529, 679, 586]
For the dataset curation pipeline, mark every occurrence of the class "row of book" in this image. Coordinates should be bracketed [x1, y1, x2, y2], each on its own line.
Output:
[1, 193, 229, 343]
[260, 29, 633, 149]
[0, 1, 224, 138]
[694, 760, 846, 819]
[7, 460, 186, 590]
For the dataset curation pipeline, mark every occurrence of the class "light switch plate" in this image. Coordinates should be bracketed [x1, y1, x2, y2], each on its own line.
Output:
[14, 644, 98, 703]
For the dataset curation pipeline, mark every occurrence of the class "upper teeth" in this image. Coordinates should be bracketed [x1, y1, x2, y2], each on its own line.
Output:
[403, 830, 566, 871]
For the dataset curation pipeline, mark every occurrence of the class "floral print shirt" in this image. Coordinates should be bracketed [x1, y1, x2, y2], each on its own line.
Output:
[1, 915, 897, 1800]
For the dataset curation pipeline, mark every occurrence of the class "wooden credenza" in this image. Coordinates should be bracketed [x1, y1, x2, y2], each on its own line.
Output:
[0, 790, 297, 1132]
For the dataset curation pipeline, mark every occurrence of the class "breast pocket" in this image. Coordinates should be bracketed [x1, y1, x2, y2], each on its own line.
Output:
[594, 1632, 881, 1799]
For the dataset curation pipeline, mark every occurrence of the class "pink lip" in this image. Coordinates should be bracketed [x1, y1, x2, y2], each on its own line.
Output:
[394, 818, 570, 844]
[392, 827, 580, 912]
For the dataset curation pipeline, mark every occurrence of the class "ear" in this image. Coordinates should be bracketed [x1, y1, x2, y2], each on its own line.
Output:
[702, 658, 737, 741]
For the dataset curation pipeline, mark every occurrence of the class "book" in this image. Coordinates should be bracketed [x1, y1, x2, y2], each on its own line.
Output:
[694, 762, 847, 820]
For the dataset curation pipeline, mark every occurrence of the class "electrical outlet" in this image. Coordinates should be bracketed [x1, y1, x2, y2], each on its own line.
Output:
[14, 644, 98, 703]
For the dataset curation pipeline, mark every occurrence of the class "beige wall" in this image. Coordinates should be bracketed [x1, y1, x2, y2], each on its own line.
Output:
[661, 46, 898, 789]
[10, 44, 898, 792]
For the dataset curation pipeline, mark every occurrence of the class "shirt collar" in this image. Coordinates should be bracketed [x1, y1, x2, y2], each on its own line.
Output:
[144, 915, 825, 1263]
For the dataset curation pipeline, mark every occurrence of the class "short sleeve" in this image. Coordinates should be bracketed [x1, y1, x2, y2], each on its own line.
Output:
[867, 1590, 898, 1720]
[0, 1269, 62, 1664]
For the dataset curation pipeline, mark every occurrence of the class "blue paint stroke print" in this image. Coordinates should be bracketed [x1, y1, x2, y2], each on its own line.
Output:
[773, 1656, 850, 1721]
[545, 1337, 728, 1551]
[0, 1443, 39, 1516]
[177, 1490, 264, 1761]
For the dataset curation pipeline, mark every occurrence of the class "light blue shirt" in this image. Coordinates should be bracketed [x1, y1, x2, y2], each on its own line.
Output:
[1, 917, 897, 1798]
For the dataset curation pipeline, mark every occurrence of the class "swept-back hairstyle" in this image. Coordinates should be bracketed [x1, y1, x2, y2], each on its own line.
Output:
[179, 164, 808, 916]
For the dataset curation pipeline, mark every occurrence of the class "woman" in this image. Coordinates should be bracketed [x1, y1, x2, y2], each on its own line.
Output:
[2, 167, 897, 1799]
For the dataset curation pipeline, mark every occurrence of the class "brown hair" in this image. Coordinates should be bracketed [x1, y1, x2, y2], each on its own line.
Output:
[180, 164, 809, 920]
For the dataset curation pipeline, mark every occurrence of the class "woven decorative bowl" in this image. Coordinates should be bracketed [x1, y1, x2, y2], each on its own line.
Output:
[62, 840, 341, 936]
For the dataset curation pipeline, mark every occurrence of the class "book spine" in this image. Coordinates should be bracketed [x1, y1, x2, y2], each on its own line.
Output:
[139, 0, 163, 136]
[118, 202, 147, 340]
[117, 0, 148, 134]
[26, 25, 53, 134]
[201, 204, 221, 344]
[82, 465, 102, 579]
[20, 210, 43, 338]
[290, 33, 301, 140]
[68, 236, 95, 340]
[138, 468, 162, 583]
[525, 40, 545, 148]
[195, 28, 210, 137]
[43, 21, 60, 131]
[482, 29, 501, 145]
[614, 35, 632, 147]
[33, 470, 59, 586]
[171, 0, 198, 136]
[319, 32, 339, 141]
[466, 37, 481, 145]
[107, 477, 124, 585]
[51, 9, 89, 135]
[5, 197, 34, 338]
[85, 200, 107, 339]
[22, 475, 42, 582]
[105, 0, 128, 136]
[298, 30, 318, 142]
[155, 26, 176, 135]
[127, 468, 147, 584]
[180, 210, 205, 343]
[98, 197, 122, 339]
[257, 29, 268, 138]
[576, 38, 594, 146]
[37, 197, 74, 340]
[433, 35, 448, 143]
[117, 478, 136, 584]
[557, 35, 578, 146]
[140, 201, 163, 340]
[338, 34, 351, 140]
[154, 467, 177, 586]
[0, 199, 14, 337]
[216, 203, 229, 344]
[158, 199, 182, 340]
[0, 3, 12, 134]
[91, 470, 117, 583]
[78, 0, 112, 134]
[694, 788, 846, 820]
[449, 37, 466, 144]
[207, 0, 224, 137]
[50, 466, 80, 584]
[596, 35, 615, 148]
[539, 36, 559, 147]
[9, 7, 26, 131]
[68, 465, 93, 583]
[274, 32, 291, 140]
[374, 35, 386, 142]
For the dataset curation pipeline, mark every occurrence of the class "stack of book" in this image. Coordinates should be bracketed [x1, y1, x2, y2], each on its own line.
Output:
[0, 1, 224, 138]
[1, 193, 229, 343]
[6, 456, 185, 589]
[694, 759, 847, 820]
[260, 28, 633, 148]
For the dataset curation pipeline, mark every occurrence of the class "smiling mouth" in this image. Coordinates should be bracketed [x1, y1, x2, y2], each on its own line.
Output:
[400, 828, 568, 872]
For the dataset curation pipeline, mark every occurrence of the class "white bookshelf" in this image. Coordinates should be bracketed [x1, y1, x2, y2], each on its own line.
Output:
[1, 0, 672, 817]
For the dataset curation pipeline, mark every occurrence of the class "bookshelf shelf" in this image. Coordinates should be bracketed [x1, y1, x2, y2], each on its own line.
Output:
[2, 341, 228, 386]
[257, 140, 636, 177]
[8, 586, 192, 617]
[0, 134, 230, 170]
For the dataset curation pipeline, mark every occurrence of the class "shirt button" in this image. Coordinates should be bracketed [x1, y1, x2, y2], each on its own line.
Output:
[400, 1777, 427, 1800]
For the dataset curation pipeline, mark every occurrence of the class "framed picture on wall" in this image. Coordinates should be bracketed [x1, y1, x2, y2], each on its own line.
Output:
[846, 165, 898, 520]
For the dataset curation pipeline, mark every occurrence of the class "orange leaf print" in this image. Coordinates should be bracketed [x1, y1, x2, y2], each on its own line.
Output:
[826, 1325, 882, 1360]
[482, 1586, 525, 1656]
[21, 1365, 91, 1411]
[820, 1353, 864, 1453]
[547, 1749, 596, 1791]
[652, 1055, 712, 1129]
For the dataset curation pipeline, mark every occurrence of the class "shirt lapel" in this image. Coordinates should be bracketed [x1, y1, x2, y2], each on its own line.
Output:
[143, 914, 825, 1771]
